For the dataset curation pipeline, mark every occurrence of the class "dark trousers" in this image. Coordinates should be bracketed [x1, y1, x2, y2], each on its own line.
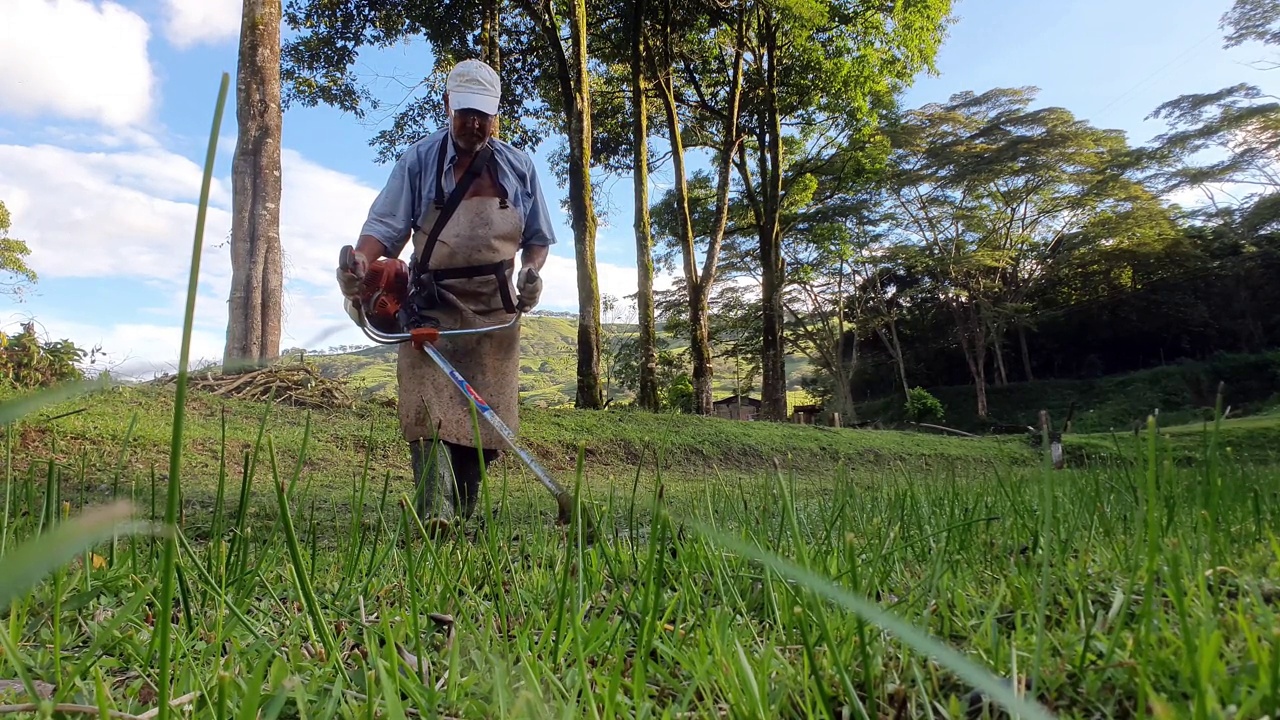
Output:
[409, 439, 498, 521]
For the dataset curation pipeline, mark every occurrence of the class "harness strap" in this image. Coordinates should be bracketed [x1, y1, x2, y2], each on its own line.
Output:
[428, 258, 518, 315]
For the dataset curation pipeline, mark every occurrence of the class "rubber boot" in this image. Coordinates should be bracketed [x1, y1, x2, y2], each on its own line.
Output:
[409, 438, 456, 538]
[455, 447, 501, 522]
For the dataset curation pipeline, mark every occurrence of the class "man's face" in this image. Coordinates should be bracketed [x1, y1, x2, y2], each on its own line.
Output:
[447, 97, 496, 152]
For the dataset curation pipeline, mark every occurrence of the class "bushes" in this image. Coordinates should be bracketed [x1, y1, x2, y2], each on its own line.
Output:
[904, 387, 945, 424]
[1, 322, 99, 389]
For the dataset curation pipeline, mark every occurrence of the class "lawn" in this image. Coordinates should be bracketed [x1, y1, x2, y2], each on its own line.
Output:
[1, 380, 1278, 719]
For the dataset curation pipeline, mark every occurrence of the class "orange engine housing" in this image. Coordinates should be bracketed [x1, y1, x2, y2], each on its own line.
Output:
[359, 258, 409, 332]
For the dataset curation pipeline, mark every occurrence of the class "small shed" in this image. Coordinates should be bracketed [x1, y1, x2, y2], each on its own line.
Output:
[713, 395, 761, 421]
[791, 403, 824, 425]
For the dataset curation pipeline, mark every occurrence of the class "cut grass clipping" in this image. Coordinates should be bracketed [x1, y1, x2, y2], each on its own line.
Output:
[3, 71, 1279, 719]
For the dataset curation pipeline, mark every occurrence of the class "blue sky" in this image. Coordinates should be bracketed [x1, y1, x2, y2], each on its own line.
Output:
[0, 0, 1274, 379]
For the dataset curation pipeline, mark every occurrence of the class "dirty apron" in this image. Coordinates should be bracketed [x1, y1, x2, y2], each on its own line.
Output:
[396, 182, 523, 450]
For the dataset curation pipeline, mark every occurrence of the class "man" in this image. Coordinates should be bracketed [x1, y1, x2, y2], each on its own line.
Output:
[337, 59, 555, 532]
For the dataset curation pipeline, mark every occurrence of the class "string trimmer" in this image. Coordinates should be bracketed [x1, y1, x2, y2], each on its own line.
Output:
[340, 245, 585, 530]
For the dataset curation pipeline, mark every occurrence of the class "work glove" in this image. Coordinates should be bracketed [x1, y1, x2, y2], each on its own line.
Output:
[516, 266, 542, 312]
[343, 296, 365, 326]
[336, 248, 368, 299]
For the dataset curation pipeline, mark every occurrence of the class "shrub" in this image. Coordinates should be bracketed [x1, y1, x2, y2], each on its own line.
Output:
[0, 321, 99, 389]
[904, 386, 945, 424]
[666, 374, 695, 414]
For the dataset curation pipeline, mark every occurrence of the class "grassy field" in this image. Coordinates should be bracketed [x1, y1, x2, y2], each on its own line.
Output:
[2, 379, 1279, 719]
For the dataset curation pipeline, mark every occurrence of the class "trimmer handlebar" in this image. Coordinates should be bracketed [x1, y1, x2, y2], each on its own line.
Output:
[341, 242, 522, 346]
[356, 312, 522, 346]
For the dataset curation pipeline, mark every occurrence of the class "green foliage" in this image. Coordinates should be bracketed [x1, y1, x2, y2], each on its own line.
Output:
[280, 1, 552, 159]
[0, 200, 37, 300]
[1221, 0, 1280, 51]
[0, 323, 99, 389]
[664, 373, 695, 414]
[1146, 82, 1280, 234]
[904, 386, 944, 424]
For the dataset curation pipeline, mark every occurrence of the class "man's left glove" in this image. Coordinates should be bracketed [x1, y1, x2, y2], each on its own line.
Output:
[516, 266, 542, 312]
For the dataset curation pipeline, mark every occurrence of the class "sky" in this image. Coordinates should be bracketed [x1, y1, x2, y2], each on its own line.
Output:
[0, 0, 1276, 380]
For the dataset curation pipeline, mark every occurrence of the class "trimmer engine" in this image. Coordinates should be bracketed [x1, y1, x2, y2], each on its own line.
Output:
[341, 245, 409, 333]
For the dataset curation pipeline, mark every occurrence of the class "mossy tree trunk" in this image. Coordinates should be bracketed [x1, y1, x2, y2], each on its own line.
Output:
[519, 0, 604, 409]
[630, 0, 661, 412]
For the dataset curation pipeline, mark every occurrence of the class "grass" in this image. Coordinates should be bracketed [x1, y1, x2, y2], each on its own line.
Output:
[1062, 412, 1280, 468]
[0, 382, 1035, 513]
[2, 385, 1279, 717]
[855, 351, 1280, 434]
[3, 69, 1280, 720]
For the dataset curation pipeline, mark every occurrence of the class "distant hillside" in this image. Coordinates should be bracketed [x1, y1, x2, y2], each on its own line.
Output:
[291, 314, 815, 409]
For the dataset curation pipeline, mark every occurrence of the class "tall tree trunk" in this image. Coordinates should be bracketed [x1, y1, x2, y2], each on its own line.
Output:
[1018, 323, 1034, 381]
[757, 5, 787, 421]
[481, 0, 501, 138]
[992, 323, 1009, 386]
[650, 11, 713, 415]
[568, 0, 604, 409]
[877, 318, 910, 401]
[661, 6, 745, 416]
[950, 300, 989, 419]
[519, 0, 602, 407]
[833, 332, 858, 423]
[631, 0, 660, 412]
[224, 0, 283, 371]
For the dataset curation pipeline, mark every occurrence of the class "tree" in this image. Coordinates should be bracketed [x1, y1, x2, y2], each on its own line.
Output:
[281, 0, 606, 408]
[1222, 0, 1280, 64]
[730, 0, 954, 420]
[642, 0, 746, 415]
[0, 200, 37, 301]
[1146, 84, 1280, 234]
[224, 0, 284, 370]
[782, 221, 861, 421]
[1142, 0, 1280, 234]
[883, 87, 1168, 417]
[628, 0, 661, 411]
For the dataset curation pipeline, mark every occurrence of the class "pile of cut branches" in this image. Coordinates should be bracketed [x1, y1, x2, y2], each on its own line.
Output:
[149, 362, 357, 410]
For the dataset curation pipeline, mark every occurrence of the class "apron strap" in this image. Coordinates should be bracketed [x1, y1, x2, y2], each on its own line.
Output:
[430, 258, 518, 314]
[414, 142, 494, 273]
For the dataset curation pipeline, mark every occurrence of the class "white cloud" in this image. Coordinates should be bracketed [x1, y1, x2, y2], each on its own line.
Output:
[278, 149, 380, 287]
[0, 134, 387, 371]
[0, 142, 234, 284]
[161, 0, 241, 49]
[0, 0, 155, 127]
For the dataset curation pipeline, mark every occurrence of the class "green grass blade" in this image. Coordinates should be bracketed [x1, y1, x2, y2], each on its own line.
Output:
[689, 518, 1058, 720]
[155, 70, 230, 720]
[0, 501, 157, 607]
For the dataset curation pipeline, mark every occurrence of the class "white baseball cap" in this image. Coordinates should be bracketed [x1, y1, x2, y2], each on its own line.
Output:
[446, 59, 501, 116]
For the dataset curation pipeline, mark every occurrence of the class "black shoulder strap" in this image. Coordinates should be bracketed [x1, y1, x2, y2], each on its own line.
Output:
[417, 143, 493, 272]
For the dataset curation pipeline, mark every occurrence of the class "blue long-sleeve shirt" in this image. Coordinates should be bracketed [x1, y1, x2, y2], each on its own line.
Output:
[359, 128, 558, 257]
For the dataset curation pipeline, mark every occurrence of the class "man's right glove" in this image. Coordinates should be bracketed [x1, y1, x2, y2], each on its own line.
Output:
[516, 266, 542, 312]
[337, 247, 368, 326]
[336, 247, 368, 299]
